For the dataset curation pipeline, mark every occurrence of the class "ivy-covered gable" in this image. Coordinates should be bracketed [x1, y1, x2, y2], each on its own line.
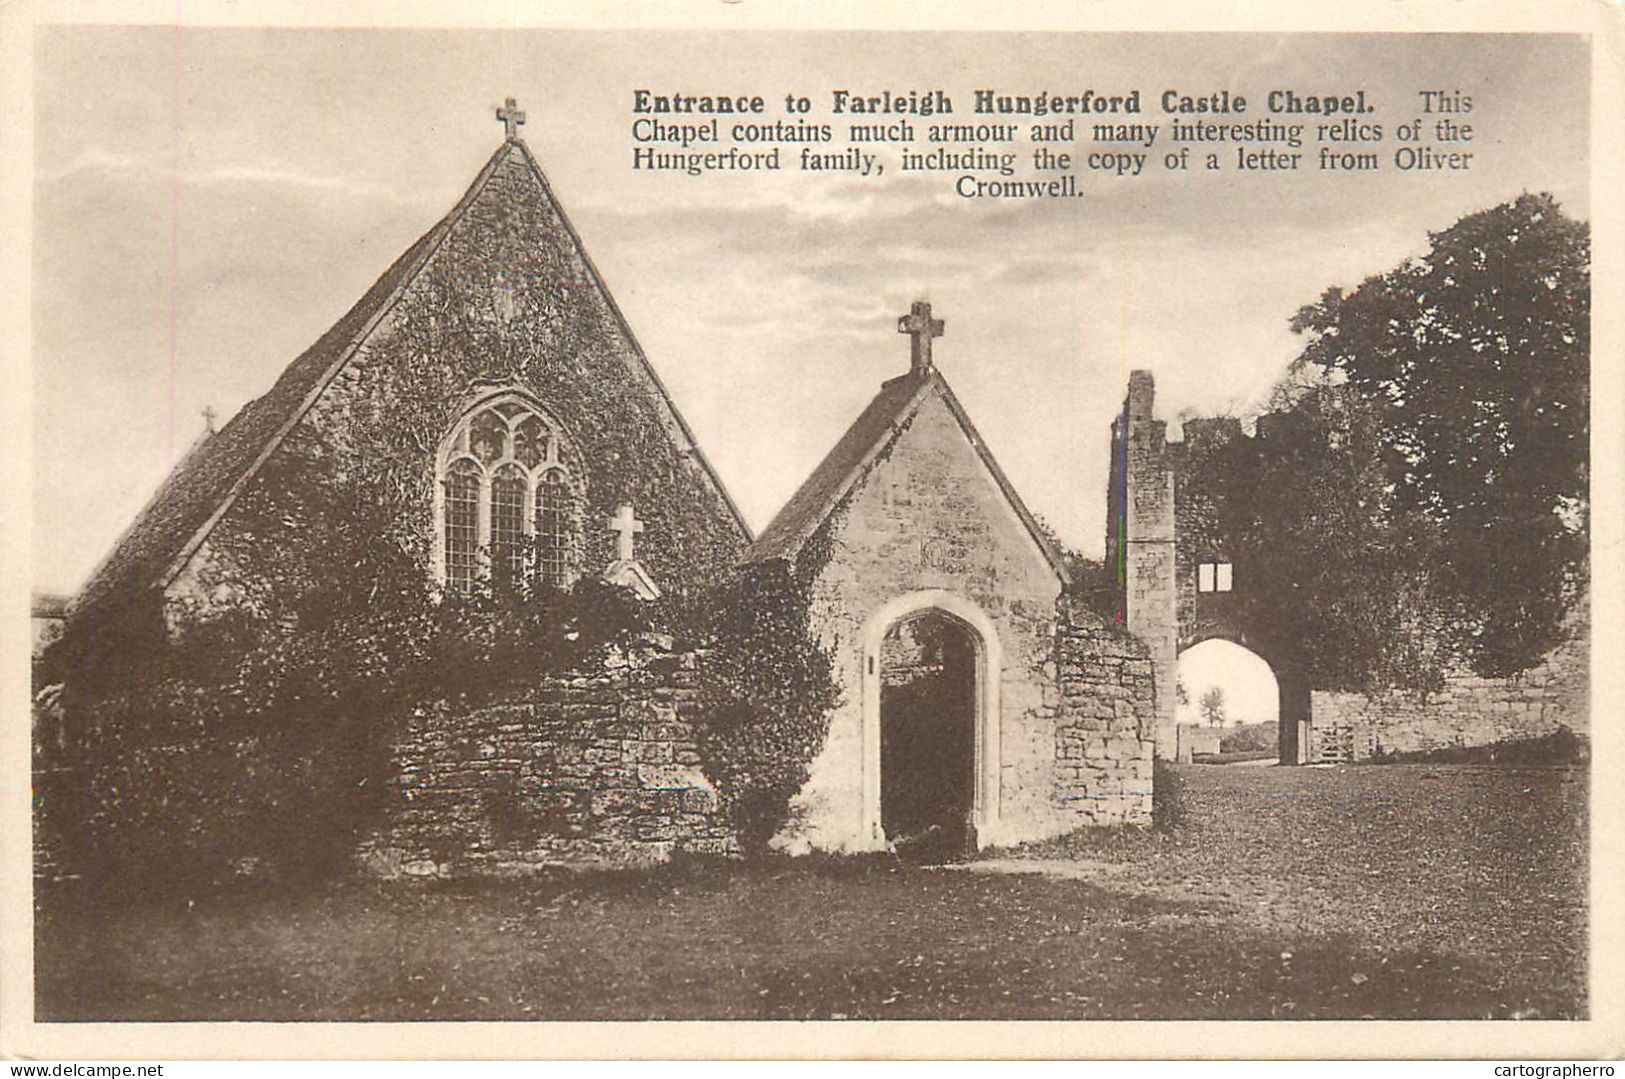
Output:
[75, 135, 749, 637]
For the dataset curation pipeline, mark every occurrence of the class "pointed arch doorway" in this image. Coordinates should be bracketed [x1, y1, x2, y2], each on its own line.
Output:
[860, 590, 1002, 859]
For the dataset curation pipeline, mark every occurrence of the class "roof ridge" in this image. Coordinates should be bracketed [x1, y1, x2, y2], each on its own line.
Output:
[508, 140, 752, 541]
[72, 132, 755, 629]
[153, 141, 522, 591]
[743, 368, 1068, 586]
[744, 373, 934, 565]
[67, 425, 216, 616]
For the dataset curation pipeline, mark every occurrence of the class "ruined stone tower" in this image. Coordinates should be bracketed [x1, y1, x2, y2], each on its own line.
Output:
[1106, 371, 1179, 757]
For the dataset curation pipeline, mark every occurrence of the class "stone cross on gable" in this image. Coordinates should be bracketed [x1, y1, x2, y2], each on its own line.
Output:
[897, 300, 945, 375]
[496, 97, 527, 141]
[607, 503, 645, 562]
[202, 405, 217, 433]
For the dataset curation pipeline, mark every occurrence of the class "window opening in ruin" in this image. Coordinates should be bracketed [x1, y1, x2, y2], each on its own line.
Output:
[1197, 561, 1234, 593]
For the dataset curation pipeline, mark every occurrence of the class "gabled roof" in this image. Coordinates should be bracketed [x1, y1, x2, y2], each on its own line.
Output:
[744, 368, 1068, 585]
[69, 136, 748, 626]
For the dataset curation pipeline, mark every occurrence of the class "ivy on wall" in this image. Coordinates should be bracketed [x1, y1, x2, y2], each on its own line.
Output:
[37, 438, 654, 897]
[693, 558, 842, 854]
[38, 422, 839, 893]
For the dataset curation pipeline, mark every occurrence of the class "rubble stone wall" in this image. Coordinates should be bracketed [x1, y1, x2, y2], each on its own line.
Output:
[1309, 596, 1589, 762]
[362, 648, 733, 877]
[1052, 605, 1157, 825]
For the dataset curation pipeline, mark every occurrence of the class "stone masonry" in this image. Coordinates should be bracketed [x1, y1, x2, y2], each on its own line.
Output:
[761, 355, 1158, 853]
[1175, 724, 1222, 763]
[1308, 592, 1589, 762]
[1053, 603, 1156, 824]
[781, 385, 1072, 852]
[362, 644, 733, 877]
[1107, 371, 1319, 763]
[1106, 370, 1180, 759]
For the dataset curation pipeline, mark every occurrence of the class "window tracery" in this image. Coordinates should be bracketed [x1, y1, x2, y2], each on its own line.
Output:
[436, 392, 583, 589]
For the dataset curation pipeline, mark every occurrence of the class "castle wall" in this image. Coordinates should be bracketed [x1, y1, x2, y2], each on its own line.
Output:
[1107, 371, 1178, 757]
[1053, 604, 1156, 825]
[1308, 595, 1589, 762]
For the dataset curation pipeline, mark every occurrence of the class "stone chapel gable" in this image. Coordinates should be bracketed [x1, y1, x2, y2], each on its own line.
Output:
[66, 101, 749, 640]
[743, 303, 1155, 857]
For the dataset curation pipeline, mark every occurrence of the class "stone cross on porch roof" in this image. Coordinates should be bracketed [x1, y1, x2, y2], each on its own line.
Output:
[496, 97, 527, 141]
[897, 300, 945, 376]
[607, 503, 645, 562]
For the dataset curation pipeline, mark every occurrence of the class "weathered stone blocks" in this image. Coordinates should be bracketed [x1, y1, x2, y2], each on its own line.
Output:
[361, 645, 734, 877]
[1050, 604, 1156, 827]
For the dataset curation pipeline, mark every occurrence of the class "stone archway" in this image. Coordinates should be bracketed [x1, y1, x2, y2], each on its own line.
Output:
[859, 590, 1002, 852]
[1176, 632, 1310, 764]
[1176, 638, 1278, 760]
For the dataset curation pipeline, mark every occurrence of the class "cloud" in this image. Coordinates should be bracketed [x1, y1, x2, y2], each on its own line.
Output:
[40, 145, 427, 206]
[182, 163, 416, 203]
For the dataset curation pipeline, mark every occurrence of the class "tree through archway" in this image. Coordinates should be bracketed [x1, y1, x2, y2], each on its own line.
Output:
[1176, 639, 1280, 761]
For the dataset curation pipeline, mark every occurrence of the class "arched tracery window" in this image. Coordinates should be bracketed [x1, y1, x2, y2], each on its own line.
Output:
[436, 392, 583, 589]
[490, 465, 527, 584]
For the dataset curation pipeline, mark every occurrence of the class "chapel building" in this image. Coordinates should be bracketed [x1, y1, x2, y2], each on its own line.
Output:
[747, 303, 1157, 855]
[44, 104, 1161, 875]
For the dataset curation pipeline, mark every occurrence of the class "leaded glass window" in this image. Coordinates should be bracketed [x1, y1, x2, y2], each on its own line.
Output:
[490, 464, 527, 585]
[443, 458, 481, 590]
[436, 392, 583, 590]
[536, 470, 572, 587]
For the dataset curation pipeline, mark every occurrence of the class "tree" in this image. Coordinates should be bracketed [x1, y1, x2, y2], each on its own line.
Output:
[1199, 686, 1226, 727]
[1288, 193, 1588, 676]
[1227, 382, 1453, 695]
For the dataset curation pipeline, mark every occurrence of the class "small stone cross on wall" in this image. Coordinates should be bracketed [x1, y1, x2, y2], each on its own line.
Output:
[496, 97, 527, 141]
[897, 300, 944, 376]
[608, 503, 645, 562]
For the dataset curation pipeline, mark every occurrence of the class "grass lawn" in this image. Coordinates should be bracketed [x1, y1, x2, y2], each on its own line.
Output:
[34, 762, 1586, 1021]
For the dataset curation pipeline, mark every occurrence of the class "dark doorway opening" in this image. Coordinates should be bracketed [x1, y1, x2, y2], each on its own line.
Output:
[880, 609, 977, 862]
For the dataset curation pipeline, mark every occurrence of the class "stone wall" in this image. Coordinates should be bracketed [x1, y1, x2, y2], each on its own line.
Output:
[1052, 606, 1156, 824]
[362, 646, 734, 877]
[1308, 595, 1589, 762]
[1175, 724, 1222, 763]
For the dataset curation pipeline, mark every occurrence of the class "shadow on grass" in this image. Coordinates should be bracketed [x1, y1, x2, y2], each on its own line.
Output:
[36, 847, 1578, 1021]
[34, 763, 1586, 1022]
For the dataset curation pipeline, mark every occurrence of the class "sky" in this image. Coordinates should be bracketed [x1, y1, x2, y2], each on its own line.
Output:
[1176, 640, 1278, 729]
[30, 28, 1590, 597]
